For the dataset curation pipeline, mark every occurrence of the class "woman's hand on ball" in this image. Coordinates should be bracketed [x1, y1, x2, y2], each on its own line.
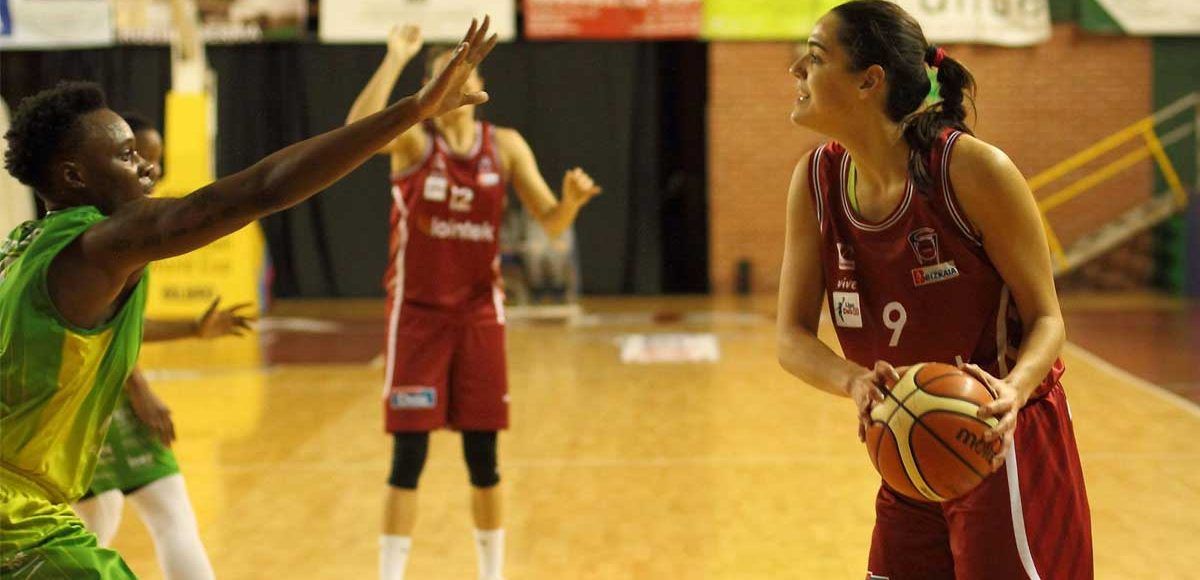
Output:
[960, 362, 1026, 470]
[846, 361, 908, 443]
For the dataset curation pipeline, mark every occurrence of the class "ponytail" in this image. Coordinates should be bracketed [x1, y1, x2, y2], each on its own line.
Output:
[903, 44, 976, 190]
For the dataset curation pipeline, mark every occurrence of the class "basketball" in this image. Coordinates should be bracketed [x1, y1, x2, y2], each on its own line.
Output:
[865, 363, 1001, 502]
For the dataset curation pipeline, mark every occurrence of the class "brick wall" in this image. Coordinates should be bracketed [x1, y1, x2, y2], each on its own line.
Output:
[708, 24, 1152, 294]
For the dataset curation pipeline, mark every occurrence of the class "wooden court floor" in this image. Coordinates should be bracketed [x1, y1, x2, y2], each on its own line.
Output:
[110, 296, 1198, 579]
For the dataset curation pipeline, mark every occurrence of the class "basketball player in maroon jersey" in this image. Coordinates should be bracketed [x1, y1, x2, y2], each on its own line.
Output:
[345, 19, 601, 580]
[776, 2, 1092, 578]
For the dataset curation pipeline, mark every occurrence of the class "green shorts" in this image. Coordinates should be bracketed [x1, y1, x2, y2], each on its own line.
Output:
[0, 468, 135, 578]
[86, 395, 180, 497]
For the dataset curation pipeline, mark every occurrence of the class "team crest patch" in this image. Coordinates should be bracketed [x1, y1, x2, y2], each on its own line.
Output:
[908, 226, 940, 265]
[912, 261, 960, 287]
[832, 291, 863, 328]
[388, 386, 437, 409]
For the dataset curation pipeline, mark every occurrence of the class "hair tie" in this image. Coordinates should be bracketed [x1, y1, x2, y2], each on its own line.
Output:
[928, 46, 947, 68]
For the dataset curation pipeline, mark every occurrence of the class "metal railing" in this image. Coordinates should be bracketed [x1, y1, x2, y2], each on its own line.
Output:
[1028, 92, 1198, 275]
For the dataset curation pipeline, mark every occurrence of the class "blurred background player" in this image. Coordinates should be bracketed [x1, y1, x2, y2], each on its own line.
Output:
[775, 1, 1091, 578]
[345, 20, 601, 580]
[71, 113, 254, 580]
[0, 20, 495, 577]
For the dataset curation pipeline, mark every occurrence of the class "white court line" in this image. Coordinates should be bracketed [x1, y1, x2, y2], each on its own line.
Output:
[205, 450, 1200, 474]
[1063, 342, 1200, 421]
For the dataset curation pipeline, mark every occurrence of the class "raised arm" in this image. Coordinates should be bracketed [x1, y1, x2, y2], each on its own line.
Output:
[346, 24, 428, 159]
[497, 128, 601, 239]
[51, 19, 499, 329]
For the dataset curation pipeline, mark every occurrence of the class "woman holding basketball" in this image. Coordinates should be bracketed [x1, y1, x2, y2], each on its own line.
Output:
[776, 1, 1092, 578]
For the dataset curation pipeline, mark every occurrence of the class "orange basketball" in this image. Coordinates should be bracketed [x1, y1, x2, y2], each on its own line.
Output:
[865, 362, 1001, 502]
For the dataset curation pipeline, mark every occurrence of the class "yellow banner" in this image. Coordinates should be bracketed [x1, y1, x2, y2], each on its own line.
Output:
[146, 91, 267, 319]
[703, 0, 844, 40]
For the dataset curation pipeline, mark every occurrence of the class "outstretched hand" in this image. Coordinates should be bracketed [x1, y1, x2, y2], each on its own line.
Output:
[387, 24, 423, 62]
[196, 297, 255, 339]
[414, 17, 499, 119]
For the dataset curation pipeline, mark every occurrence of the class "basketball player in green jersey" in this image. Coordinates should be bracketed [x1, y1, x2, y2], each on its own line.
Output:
[1, 19, 496, 577]
[74, 113, 252, 580]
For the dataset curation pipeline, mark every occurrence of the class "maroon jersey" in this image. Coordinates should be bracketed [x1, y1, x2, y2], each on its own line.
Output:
[386, 121, 506, 311]
[810, 130, 1062, 392]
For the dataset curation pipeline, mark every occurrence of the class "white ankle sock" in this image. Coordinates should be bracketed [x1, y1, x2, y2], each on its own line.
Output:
[380, 535, 412, 580]
[474, 528, 505, 580]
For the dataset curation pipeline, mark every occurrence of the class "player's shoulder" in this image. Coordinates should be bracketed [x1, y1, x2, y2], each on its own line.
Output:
[946, 133, 1014, 180]
[490, 125, 524, 148]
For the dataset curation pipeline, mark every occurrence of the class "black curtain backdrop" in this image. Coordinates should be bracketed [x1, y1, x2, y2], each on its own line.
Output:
[1, 41, 708, 297]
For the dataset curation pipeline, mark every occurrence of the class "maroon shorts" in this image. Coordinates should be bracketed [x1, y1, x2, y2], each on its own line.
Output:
[383, 301, 508, 432]
[866, 383, 1093, 580]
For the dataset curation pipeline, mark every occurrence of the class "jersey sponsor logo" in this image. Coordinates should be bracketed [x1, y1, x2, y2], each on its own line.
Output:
[832, 291, 863, 328]
[907, 227, 940, 265]
[424, 173, 448, 202]
[835, 278, 858, 291]
[388, 386, 437, 409]
[836, 242, 856, 270]
[478, 156, 501, 187]
[911, 260, 960, 287]
[421, 216, 496, 243]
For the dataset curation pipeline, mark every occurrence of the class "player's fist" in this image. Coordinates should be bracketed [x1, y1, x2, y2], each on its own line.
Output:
[414, 17, 498, 119]
[387, 24, 424, 61]
[562, 167, 602, 207]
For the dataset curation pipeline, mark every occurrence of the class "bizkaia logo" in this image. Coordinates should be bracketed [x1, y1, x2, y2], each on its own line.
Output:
[907, 227, 940, 265]
[912, 261, 960, 287]
[418, 216, 496, 242]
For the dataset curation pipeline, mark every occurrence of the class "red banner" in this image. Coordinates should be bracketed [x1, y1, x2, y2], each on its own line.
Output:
[523, 0, 702, 40]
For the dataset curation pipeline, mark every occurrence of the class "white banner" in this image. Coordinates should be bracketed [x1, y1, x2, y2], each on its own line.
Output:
[1093, 0, 1200, 35]
[0, 0, 114, 49]
[319, 0, 515, 43]
[114, 0, 307, 44]
[895, 0, 1050, 47]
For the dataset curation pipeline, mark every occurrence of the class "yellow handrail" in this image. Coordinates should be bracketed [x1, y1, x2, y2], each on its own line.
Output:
[1024, 94, 1195, 272]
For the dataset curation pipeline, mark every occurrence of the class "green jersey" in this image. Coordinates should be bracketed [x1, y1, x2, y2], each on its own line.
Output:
[0, 206, 147, 503]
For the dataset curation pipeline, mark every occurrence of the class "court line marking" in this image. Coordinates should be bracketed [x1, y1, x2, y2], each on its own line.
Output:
[204, 450, 1200, 473]
[1063, 341, 1200, 420]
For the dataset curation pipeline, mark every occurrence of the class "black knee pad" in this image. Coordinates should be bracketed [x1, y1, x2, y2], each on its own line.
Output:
[462, 430, 500, 488]
[388, 432, 430, 489]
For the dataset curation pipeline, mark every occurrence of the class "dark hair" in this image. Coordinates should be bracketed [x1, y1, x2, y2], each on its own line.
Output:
[4, 81, 108, 191]
[120, 111, 157, 135]
[831, 0, 976, 190]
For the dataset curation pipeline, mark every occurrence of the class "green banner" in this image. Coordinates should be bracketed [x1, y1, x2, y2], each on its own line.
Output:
[1081, 0, 1200, 35]
[703, 0, 844, 40]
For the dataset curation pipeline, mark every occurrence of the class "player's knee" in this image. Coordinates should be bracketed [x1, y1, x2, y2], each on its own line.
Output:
[462, 430, 500, 488]
[388, 431, 430, 489]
